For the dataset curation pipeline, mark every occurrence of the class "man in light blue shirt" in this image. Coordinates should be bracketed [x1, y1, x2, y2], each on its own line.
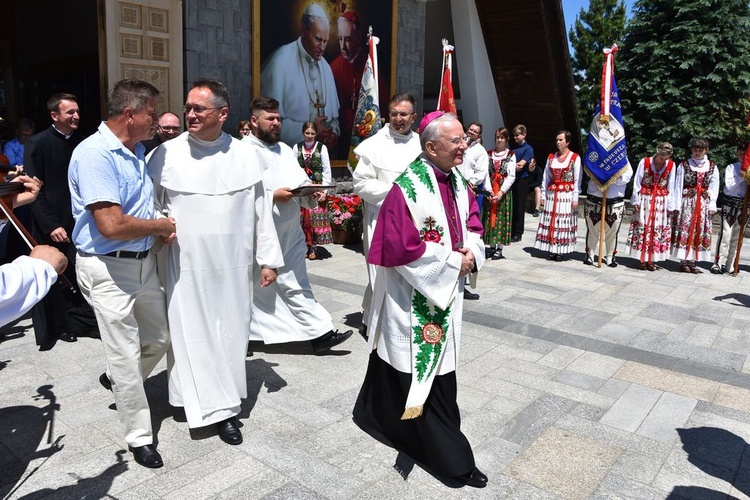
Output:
[69, 79, 176, 469]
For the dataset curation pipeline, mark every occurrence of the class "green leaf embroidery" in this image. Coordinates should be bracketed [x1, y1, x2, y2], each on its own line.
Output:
[395, 172, 417, 202]
[411, 291, 450, 382]
[411, 160, 435, 193]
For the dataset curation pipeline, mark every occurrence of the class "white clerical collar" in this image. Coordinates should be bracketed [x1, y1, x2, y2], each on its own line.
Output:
[296, 38, 316, 64]
[52, 124, 72, 139]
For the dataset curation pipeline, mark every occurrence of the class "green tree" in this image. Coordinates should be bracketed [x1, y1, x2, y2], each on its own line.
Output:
[569, 0, 628, 128]
[618, 0, 750, 165]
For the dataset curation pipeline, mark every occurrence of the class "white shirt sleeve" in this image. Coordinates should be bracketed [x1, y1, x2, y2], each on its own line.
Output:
[0, 256, 57, 327]
[630, 159, 646, 206]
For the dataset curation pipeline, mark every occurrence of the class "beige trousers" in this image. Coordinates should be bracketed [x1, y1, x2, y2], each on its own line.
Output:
[76, 252, 170, 447]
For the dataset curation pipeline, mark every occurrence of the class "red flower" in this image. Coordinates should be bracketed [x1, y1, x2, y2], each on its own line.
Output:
[424, 230, 441, 243]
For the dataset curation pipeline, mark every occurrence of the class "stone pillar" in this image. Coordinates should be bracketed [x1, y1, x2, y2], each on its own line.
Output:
[396, 0, 427, 117]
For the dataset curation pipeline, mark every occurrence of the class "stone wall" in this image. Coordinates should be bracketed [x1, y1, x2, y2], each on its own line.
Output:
[184, 0, 253, 128]
[183, 0, 427, 132]
[395, 0, 427, 118]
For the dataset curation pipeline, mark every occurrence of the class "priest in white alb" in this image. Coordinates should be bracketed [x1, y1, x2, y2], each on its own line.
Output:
[244, 96, 353, 353]
[260, 3, 340, 150]
[351, 93, 421, 334]
[148, 80, 284, 446]
[352, 112, 488, 488]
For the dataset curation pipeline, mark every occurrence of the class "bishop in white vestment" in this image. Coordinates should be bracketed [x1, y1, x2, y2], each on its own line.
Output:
[353, 113, 488, 488]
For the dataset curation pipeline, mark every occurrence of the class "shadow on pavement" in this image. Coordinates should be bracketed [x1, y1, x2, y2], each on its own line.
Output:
[0, 385, 65, 497]
[670, 427, 750, 498]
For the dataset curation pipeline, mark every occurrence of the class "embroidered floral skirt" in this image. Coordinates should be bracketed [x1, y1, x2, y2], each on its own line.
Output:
[534, 189, 578, 254]
[300, 204, 333, 246]
[482, 192, 513, 246]
[626, 194, 672, 261]
[671, 194, 712, 261]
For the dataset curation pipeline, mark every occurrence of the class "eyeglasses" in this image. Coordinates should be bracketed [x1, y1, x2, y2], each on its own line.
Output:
[159, 126, 181, 131]
[182, 105, 220, 115]
[389, 111, 414, 118]
[445, 135, 469, 146]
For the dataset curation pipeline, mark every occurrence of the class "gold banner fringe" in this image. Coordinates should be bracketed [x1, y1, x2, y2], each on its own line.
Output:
[584, 163, 628, 193]
[400, 405, 423, 420]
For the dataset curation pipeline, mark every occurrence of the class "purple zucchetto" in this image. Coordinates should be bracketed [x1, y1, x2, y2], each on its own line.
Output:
[417, 111, 445, 135]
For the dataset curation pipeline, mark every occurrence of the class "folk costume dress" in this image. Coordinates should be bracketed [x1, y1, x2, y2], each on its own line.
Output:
[148, 132, 284, 429]
[626, 156, 678, 263]
[353, 156, 486, 478]
[292, 140, 333, 246]
[244, 133, 337, 343]
[481, 148, 516, 247]
[671, 157, 720, 262]
[534, 151, 581, 254]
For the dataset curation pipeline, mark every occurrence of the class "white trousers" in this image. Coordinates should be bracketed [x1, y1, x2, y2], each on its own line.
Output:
[76, 252, 170, 447]
[715, 214, 743, 269]
[585, 198, 625, 260]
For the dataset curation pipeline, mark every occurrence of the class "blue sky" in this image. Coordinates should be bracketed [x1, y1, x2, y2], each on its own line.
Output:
[562, 0, 635, 36]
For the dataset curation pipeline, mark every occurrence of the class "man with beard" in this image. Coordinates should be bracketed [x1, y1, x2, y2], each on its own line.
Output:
[24, 92, 98, 350]
[351, 93, 421, 335]
[244, 96, 353, 353]
[260, 3, 339, 149]
[353, 112, 487, 488]
[148, 80, 283, 446]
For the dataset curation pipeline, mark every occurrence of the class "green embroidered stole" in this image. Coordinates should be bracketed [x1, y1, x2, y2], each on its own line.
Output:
[393, 156, 470, 419]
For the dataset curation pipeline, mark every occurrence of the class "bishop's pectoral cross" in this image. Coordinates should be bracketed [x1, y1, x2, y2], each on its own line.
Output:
[314, 90, 325, 117]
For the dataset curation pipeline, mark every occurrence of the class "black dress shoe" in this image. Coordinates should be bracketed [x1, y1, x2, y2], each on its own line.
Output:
[216, 417, 243, 445]
[129, 444, 163, 468]
[511, 235, 522, 243]
[58, 333, 77, 343]
[455, 467, 488, 488]
[311, 329, 354, 354]
[491, 248, 504, 260]
[463, 290, 480, 300]
[99, 373, 112, 392]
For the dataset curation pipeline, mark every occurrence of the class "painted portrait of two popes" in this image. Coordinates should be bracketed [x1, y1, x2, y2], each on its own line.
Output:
[252, 0, 396, 163]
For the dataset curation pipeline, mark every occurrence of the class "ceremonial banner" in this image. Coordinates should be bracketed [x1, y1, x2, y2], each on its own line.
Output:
[741, 113, 750, 181]
[348, 29, 382, 171]
[437, 39, 457, 114]
[584, 45, 629, 191]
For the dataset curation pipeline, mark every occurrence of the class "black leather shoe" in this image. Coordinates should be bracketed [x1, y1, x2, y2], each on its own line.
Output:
[463, 290, 480, 300]
[583, 255, 594, 265]
[99, 373, 112, 392]
[311, 329, 354, 354]
[58, 333, 77, 343]
[129, 444, 163, 468]
[216, 417, 243, 445]
[511, 235, 522, 243]
[455, 467, 488, 488]
[607, 256, 618, 268]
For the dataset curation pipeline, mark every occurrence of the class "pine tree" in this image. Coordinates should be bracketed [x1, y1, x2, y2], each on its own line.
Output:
[618, 0, 750, 165]
[569, 0, 628, 128]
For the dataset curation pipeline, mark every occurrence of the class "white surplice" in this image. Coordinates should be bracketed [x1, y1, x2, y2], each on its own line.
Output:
[148, 131, 284, 428]
[351, 126, 421, 319]
[243, 133, 335, 342]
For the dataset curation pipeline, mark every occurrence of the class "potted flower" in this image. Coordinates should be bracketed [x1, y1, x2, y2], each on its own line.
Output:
[328, 193, 363, 244]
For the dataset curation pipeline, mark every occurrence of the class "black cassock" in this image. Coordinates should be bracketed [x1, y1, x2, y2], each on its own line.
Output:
[24, 126, 98, 347]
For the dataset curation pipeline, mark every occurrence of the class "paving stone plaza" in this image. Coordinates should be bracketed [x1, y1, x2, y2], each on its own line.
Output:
[2, 213, 750, 499]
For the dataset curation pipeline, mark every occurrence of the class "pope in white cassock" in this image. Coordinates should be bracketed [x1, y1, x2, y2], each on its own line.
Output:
[148, 80, 284, 446]
[260, 3, 340, 151]
[243, 96, 353, 353]
[351, 93, 421, 333]
[352, 112, 488, 488]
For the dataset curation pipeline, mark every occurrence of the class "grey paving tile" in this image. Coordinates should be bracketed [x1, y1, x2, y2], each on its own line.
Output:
[636, 392, 697, 443]
[553, 369, 606, 392]
[600, 383, 662, 433]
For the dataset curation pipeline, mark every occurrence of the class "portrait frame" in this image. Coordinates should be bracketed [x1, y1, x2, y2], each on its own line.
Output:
[251, 0, 398, 167]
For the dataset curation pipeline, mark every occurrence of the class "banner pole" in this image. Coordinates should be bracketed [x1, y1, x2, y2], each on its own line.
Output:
[597, 190, 607, 268]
